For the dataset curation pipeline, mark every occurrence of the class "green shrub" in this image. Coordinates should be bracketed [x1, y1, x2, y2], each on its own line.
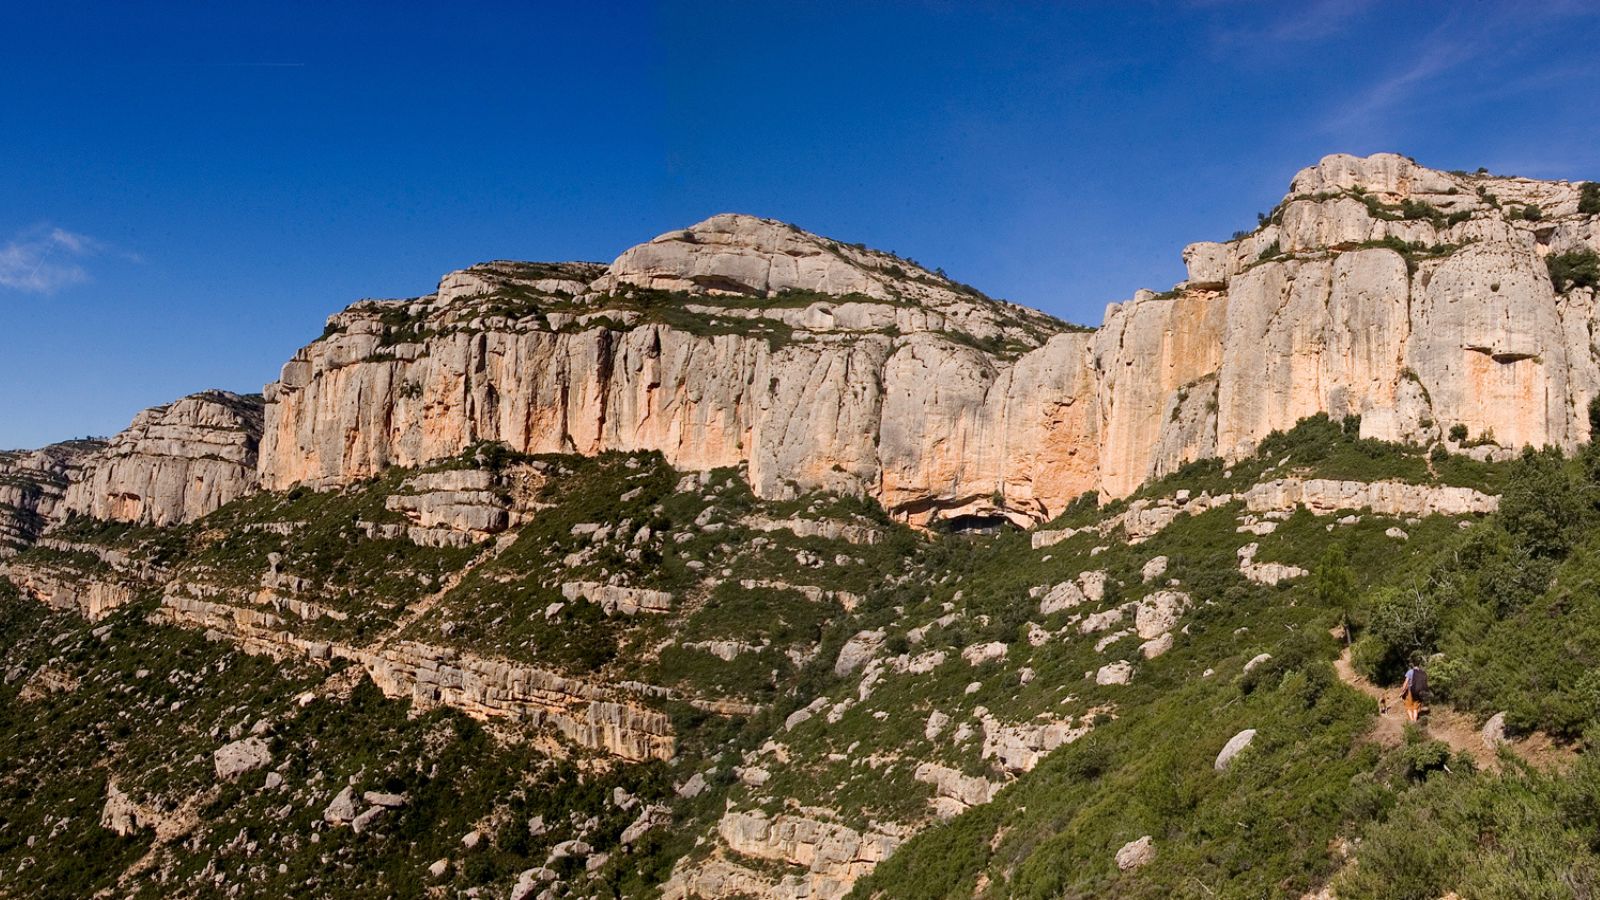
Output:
[1396, 735, 1453, 781]
[1581, 182, 1600, 215]
[1357, 587, 1440, 683]
[1448, 423, 1469, 442]
[1498, 447, 1587, 558]
[1547, 248, 1600, 291]
[1399, 199, 1444, 224]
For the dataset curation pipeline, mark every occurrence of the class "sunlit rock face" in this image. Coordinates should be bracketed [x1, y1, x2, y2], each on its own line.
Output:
[63, 391, 264, 527]
[256, 155, 1600, 523]
[0, 441, 101, 555]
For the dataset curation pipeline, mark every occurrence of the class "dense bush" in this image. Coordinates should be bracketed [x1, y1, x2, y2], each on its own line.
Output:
[1497, 447, 1587, 558]
[1354, 586, 1440, 683]
[1582, 182, 1600, 215]
[1548, 247, 1600, 291]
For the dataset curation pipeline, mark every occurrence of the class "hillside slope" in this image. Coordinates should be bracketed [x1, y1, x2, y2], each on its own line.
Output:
[6, 413, 1600, 898]
[7, 154, 1600, 899]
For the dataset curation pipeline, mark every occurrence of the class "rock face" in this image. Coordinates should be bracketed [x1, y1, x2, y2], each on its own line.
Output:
[157, 586, 676, 761]
[5, 154, 1598, 531]
[252, 156, 1600, 523]
[0, 441, 102, 555]
[706, 809, 903, 900]
[63, 391, 264, 527]
[256, 220, 1081, 528]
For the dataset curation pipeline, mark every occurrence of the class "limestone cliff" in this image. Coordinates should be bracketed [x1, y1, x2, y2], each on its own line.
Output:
[255, 158, 1600, 524]
[0, 441, 103, 556]
[62, 390, 264, 527]
[257, 219, 1083, 526]
[0, 156, 1546, 530]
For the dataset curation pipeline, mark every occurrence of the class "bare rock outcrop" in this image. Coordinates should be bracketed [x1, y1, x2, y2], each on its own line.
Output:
[712, 809, 903, 900]
[560, 581, 673, 616]
[237, 154, 1600, 524]
[1241, 478, 1498, 518]
[913, 762, 1001, 818]
[2, 562, 139, 620]
[62, 391, 263, 527]
[156, 586, 675, 761]
[0, 441, 101, 555]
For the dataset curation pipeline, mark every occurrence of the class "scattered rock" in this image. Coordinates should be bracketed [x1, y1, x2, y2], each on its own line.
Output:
[213, 737, 272, 780]
[1134, 590, 1190, 639]
[1096, 661, 1133, 685]
[835, 629, 885, 676]
[961, 641, 1008, 666]
[1482, 711, 1508, 750]
[677, 772, 708, 799]
[621, 804, 673, 845]
[1116, 835, 1155, 870]
[1215, 729, 1258, 771]
[363, 791, 406, 809]
[1141, 556, 1169, 583]
[351, 805, 385, 834]
[324, 787, 358, 825]
[1139, 633, 1174, 659]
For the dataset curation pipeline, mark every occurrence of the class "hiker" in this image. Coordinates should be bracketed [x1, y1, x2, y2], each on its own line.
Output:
[1401, 655, 1428, 723]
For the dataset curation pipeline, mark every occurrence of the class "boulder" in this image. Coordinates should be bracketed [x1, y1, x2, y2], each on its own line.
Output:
[213, 736, 272, 780]
[324, 787, 358, 825]
[1215, 729, 1258, 771]
[1134, 591, 1190, 640]
[1141, 556, 1169, 583]
[1481, 711, 1508, 750]
[835, 630, 886, 676]
[1140, 633, 1174, 659]
[1116, 835, 1155, 871]
[1096, 661, 1134, 685]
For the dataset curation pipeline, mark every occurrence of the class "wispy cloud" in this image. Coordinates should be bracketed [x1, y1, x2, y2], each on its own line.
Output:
[0, 226, 114, 294]
[1321, 38, 1469, 134]
[1204, 0, 1380, 49]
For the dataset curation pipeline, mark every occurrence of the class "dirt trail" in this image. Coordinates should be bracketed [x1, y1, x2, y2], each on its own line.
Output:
[1333, 646, 1574, 771]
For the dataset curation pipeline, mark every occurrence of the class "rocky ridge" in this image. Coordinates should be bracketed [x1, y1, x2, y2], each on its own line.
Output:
[250, 154, 1600, 527]
[5, 153, 1593, 535]
[0, 441, 102, 556]
[61, 390, 264, 527]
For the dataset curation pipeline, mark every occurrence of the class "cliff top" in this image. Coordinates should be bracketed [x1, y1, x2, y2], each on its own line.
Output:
[322, 212, 1080, 354]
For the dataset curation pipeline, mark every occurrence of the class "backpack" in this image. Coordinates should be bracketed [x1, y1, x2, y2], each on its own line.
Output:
[1407, 667, 1429, 701]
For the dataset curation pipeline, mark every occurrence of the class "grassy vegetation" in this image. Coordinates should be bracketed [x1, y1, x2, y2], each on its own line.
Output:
[13, 406, 1600, 898]
[1582, 182, 1600, 216]
[1548, 247, 1600, 292]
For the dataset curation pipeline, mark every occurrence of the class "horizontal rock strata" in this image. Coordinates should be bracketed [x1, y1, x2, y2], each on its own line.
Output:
[248, 155, 1600, 525]
[157, 587, 674, 761]
[63, 391, 264, 527]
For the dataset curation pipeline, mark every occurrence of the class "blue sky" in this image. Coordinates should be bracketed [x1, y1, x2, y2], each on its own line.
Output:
[4, 1, 1599, 448]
